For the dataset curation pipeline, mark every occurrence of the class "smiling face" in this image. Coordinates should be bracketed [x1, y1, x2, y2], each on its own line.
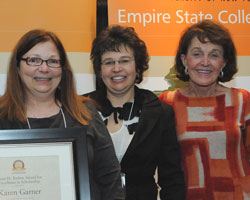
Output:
[181, 37, 226, 88]
[19, 40, 62, 99]
[101, 45, 137, 99]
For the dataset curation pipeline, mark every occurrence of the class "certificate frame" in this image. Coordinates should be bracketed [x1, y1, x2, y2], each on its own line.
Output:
[0, 127, 90, 200]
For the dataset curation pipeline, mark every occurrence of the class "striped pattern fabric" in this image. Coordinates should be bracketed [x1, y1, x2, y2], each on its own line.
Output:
[159, 88, 250, 200]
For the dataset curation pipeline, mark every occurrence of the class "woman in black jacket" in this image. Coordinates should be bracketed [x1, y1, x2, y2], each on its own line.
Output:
[85, 25, 185, 200]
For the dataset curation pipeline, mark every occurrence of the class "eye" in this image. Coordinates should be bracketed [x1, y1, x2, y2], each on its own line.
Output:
[211, 54, 218, 58]
[28, 57, 41, 64]
[210, 53, 220, 58]
[119, 59, 131, 64]
[48, 59, 60, 64]
[192, 52, 202, 57]
[102, 60, 115, 66]
[47, 59, 60, 67]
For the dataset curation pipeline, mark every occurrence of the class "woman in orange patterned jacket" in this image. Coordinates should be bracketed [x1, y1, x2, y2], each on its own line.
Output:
[159, 20, 250, 200]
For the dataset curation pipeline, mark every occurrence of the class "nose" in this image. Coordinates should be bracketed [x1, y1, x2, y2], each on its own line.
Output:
[201, 55, 210, 66]
[113, 62, 122, 72]
[38, 61, 49, 72]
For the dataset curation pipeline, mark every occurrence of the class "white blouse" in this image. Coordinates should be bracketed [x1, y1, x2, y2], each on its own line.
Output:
[98, 111, 139, 162]
[109, 121, 134, 162]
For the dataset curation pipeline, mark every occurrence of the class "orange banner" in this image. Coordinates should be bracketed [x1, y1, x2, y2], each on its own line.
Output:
[0, 0, 96, 52]
[109, 0, 250, 56]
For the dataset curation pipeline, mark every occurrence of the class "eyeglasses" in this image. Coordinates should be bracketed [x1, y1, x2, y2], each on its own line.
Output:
[101, 58, 134, 67]
[21, 57, 61, 68]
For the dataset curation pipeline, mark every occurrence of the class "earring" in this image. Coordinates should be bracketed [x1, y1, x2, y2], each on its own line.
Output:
[135, 73, 140, 83]
[184, 67, 189, 75]
[219, 69, 224, 78]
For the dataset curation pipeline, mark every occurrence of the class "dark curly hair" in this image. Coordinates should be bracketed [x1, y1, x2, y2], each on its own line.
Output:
[175, 20, 237, 82]
[90, 25, 149, 88]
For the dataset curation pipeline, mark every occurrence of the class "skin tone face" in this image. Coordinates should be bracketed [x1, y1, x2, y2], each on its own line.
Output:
[101, 45, 137, 105]
[19, 40, 62, 100]
[181, 37, 226, 94]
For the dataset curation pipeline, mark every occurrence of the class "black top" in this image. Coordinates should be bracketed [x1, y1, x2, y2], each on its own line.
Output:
[27, 110, 66, 128]
[84, 86, 186, 200]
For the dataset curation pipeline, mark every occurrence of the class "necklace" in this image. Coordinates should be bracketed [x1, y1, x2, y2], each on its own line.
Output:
[127, 100, 134, 122]
[26, 107, 67, 129]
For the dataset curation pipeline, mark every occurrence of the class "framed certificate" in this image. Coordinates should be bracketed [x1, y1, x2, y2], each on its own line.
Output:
[0, 127, 90, 200]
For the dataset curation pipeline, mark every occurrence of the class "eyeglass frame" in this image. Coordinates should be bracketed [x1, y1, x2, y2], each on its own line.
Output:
[20, 57, 62, 68]
[101, 58, 135, 67]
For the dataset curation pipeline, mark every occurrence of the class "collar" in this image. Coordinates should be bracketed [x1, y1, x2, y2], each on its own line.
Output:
[89, 86, 142, 134]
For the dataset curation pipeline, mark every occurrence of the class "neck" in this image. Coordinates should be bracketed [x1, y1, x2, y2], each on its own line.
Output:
[25, 95, 60, 118]
[182, 82, 226, 97]
[107, 88, 135, 107]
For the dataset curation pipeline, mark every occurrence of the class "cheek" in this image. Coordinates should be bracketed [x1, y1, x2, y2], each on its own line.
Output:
[19, 66, 34, 79]
[214, 61, 225, 70]
[54, 69, 62, 78]
[127, 64, 137, 75]
[186, 58, 199, 68]
[100, 67, 109, 78]
[130, 71, 137, 80]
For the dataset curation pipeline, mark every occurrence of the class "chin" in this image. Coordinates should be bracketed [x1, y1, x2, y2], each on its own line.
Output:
[34, 88, 54, 94]
[196, 82, 217, 87]
[194, 78, 217, 86]
[109, 87, 128, 95]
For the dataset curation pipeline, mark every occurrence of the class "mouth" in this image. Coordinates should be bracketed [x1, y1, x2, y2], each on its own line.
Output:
[196, 69, 213, 74]
[111, 76, 126, 81]
[34, 77, 52, 81]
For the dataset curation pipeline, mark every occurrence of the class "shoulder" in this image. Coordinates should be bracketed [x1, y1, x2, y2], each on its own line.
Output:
[82, 90, 107, 110]
[0, 117, 25, 129]
[160, 101, 174, 113]
[82, 89, 105, 103]
[158, 90, 179, 105]
[137, 88, 175, 117]
[82, 100, 104, 124]
[230, 88, 250, 101]
[135, 87, 160, 108]
[231, 88, 250, 95]
[136, 88, 157, 100]
[82, 100, 100, 118]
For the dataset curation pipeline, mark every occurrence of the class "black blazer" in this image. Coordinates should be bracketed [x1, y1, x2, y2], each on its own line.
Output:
[85, 86, 185, 200]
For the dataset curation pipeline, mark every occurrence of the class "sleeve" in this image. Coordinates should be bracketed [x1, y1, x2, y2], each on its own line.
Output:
[158, 102, 186, 200]
[86, 104, 125, 200]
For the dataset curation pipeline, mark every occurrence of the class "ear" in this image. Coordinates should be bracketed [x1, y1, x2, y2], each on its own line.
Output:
[222, 60, 227, 70]
[17, 67, 21, 76]
[98, 70, 102, 79]
[180, 54, 187, 67]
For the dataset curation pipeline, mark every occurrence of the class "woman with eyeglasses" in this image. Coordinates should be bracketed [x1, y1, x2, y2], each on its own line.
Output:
[0, 29, 124, 200]
[84, 25, 185, 200]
